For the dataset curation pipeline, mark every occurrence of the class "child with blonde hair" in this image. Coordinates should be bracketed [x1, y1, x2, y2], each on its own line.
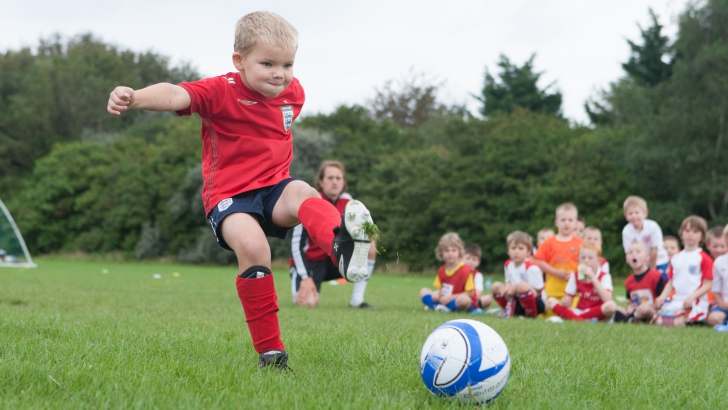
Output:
[546, 242, 617, 321]
[622, 196, 669, 280]
[420, 233, 475, 313]
[534, 203, 583, 301]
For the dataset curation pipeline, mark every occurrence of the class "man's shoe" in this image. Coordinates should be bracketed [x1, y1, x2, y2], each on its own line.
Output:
[350, 301, 377, 310]
[258, 350, 289, 370]
[332, 200, 377, 283]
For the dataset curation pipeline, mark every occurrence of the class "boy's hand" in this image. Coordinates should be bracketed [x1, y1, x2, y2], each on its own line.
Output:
[108, 86, 136, 115]
[682, 296, 694, 310]
[296, 278, 319, 307]
[654, 296, 665, 310]
[557, 269, 571, 280]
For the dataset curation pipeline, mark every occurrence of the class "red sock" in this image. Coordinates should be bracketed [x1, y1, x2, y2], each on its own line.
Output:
[517, 291, 538, 317]
[552, 304, 581, 321]
[298, 197, 342, 265]
[235, 274, 284, 353]
[493, 293, 508, 309]
[578, 306, 606, 321]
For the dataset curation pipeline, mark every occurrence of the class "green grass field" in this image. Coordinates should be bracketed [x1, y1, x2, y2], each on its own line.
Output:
[2, 258, 728, 409]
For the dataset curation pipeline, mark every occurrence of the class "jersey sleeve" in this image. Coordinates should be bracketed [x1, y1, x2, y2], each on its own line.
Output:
[464, 274, 475, 292]
[648, 221, 664, 249]
[526, 264, 544, 290]
[600, 273, 614, 292]
[565, 273, 577, 296]
[701, 252, 714, 280]
[601, 260, 610, 274]
[622, 225, 631, 253]
[433, 276, 442, 289]
[473, 272, 484, 291]
[176, 76, 225, 118]
[533, 241, 551, 263]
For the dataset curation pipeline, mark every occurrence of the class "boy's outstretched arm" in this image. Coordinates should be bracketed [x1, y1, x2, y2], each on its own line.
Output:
[107, 83, 190, 115]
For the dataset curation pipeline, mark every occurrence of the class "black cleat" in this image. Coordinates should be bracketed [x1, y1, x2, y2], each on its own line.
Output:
[351, 301, 378, 310]
[332, 200, 376, 283]
[258, 350, 289, 371]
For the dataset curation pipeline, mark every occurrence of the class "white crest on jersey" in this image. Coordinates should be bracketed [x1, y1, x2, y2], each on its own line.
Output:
[280, 105, 294, 132]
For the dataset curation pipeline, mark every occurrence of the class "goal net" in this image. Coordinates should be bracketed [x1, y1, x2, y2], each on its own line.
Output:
[0, 199, 36, 268]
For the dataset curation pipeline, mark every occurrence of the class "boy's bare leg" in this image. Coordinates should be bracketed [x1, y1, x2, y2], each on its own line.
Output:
[222, 213, 285, 362]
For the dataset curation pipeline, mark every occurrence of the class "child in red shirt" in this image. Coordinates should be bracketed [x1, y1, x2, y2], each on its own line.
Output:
[546, 243, 617, 321]
[420, 233, 475, 313]
[614, 243, 665, 322]
[106, 12, 378, 369]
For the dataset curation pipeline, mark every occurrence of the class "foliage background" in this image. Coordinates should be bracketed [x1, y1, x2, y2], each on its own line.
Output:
[2, 2, 728, 274]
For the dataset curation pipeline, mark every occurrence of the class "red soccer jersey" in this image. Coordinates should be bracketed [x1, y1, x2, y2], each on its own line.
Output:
[176, 72, 305, 215]
[566, 271, 612, 310]
[434, 263, 474, 297]
[624, 269, 663, 307]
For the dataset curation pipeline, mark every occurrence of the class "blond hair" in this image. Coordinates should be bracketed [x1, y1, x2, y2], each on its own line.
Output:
[314, 160, 347, 192]
[234, 11, 298, 56]
[506, 231, 533, 253]
[623, 195, 648, 213]
[435, 232, 464, 261]
[584, 226, 602, 241]
[555, 203, 578, 218]
[678, 215, 708, 243]
[579, 242, 603, 258]
[707, 226, 727, 245]
[627, 242, 648, 253]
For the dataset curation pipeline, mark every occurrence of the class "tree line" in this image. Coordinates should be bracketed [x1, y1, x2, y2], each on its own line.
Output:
[2, 1, 727, 274]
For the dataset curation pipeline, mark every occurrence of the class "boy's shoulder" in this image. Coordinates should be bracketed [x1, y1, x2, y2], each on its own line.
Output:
[715, 254, 728, 274]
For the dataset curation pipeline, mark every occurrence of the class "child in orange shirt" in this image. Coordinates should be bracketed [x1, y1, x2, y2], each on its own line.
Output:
[534, 203, 583, 301]
[420, 233, 475, 313]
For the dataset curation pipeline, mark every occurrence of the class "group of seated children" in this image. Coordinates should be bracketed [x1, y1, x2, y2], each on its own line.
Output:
[420, 195, 728, 328]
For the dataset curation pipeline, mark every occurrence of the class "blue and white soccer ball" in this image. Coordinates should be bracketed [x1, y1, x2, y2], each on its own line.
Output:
[419, 319, 510, 404]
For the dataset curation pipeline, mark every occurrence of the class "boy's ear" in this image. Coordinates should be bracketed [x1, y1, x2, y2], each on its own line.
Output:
[232, 52, 245, 71]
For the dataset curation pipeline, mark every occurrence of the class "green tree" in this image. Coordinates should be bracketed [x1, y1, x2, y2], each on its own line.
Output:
[476, 54, 562, 118]
[622, 9, 673, 88]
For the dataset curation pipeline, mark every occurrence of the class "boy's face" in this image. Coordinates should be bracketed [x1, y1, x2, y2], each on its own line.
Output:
[320, 166, 345, 200]
[233, 42, 296, 98]
[707, 236, 727, 259]
[537, 230, 554, 247]
[680, 226, 703, 249]
[555, 210, 577, 237]
[574, 221, 585, 238]
[442, 246, 461, 265]
[463, 253, 480, 270]
[624, 206, 647, 229]
[663, 239, 680, 258]
[583, 229, 602, 247]
[578, 248, 600, 271]
[626, 243, 649, 272]
[507, 242, 530, 265]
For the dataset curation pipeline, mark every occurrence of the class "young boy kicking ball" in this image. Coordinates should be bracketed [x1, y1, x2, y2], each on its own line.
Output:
[614, 243, 665, 323]
[654, 216, 713, 327]
[482, 231, 545, 318]
[106, 12, 377, 369]
[420, 233, 475, 313]
[546, 243, 617, 322]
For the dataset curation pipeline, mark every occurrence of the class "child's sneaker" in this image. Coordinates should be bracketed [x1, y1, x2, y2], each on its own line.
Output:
[332, 200, 377, 283]
[435, 304, 452, 313]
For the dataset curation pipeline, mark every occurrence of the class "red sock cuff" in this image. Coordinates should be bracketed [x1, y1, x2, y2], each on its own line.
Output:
[552, 304, 580, 321]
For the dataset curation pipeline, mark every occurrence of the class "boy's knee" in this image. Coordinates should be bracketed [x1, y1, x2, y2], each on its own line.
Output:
[546, 298, 559, 310]
[602, 301, 616, 315]
[455, 296, 471, 310]
[491, 282, 505, 294]
[514, 281, 531, 293]
[707, 312, 725, 326]
[479, 295, 493, 308]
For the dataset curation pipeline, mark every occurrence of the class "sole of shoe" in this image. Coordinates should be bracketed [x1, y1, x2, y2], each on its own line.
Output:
[342, 200, 373, 282]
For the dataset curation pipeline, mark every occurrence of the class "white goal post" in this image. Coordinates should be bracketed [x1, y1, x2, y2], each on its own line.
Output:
[0, 198, 36, 268]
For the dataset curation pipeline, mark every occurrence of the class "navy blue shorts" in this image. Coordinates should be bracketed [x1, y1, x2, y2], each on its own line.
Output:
[207, 178, 298, 251]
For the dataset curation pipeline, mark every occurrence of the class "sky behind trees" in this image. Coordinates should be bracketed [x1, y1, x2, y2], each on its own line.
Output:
[0, 0, 689, 123]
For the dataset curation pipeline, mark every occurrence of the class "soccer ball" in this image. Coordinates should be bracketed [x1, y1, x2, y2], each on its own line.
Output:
[419, 319, 510, 403]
